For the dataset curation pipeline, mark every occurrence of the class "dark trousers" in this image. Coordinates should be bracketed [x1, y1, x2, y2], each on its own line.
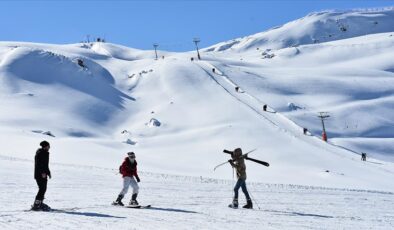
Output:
[35, 177, 47, 201]
[233, 179, 251, 200]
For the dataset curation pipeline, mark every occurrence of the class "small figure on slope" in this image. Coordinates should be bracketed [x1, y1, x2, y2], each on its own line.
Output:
[361, 152, 367, 161]
[228, 148, 253, 209]
[113, 152, 141, 206]
[31, 141, 52, 211]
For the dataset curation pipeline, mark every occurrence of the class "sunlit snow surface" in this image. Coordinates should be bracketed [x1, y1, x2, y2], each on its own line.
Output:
[1, 8, 394, 229]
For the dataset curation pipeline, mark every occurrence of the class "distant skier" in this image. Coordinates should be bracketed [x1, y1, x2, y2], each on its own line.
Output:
[228, 148, 253, 209]
[31, 141, 52, 211]
[361, 153, 367, 161]
[113, 152, 141, 206]
[77, 59, 86, 68]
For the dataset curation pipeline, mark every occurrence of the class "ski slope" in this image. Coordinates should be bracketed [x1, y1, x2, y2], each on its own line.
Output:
[1, 7, 394, 230]
[204, 7, 394, 52]
[1, 155, 393, 230]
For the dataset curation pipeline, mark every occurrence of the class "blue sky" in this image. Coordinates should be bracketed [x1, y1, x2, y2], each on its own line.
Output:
[0, 0, 393, 51]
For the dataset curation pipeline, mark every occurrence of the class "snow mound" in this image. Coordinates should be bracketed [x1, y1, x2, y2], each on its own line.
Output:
[287, 102, 303, 111]
[148, 118, 161, 127]
[0, 47, 133, 107]
[124, 138, 137, 145]
[91, 42, 158, 61]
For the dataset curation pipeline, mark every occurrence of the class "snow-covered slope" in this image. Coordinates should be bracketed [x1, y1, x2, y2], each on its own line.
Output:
[1, 155, 393, 229]
[1, 7, 394, 229]
[203, 31, 394, 162]
[0, 37, 393, 191]
[204, 8, 394, 52]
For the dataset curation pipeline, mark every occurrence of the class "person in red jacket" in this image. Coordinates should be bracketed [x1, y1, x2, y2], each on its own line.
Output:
[113, 152, 141, 206]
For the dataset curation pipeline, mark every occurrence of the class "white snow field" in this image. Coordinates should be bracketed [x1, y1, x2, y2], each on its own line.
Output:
[1, 8, 394, 229]
[1, 155, 393, 230]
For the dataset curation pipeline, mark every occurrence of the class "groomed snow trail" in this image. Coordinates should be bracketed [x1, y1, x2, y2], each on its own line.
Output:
[1, 156, 393, 230]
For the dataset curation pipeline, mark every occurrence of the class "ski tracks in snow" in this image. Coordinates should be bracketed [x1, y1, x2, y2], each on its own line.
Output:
[1, 155, 394, 229]
[194, 60, 393, 172]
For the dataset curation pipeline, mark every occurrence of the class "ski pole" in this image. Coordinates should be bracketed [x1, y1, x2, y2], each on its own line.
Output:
[248, 184, 261, 210]
[214, 160, 230, 171]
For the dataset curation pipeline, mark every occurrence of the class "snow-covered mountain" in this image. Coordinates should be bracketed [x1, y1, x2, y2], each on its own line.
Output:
[1, 8, 394, 190]
[1, 7, 394, 229]
[204, 8, 394, 52]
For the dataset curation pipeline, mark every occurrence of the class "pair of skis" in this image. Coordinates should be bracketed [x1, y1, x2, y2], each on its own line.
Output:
[214, 149, 269, 171]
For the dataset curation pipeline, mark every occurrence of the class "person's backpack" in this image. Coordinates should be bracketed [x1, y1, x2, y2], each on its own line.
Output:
[119, 164, 122, 174]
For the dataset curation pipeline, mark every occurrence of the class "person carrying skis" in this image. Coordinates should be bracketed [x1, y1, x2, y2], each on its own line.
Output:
[32, 141, 52, 211]
[113, 152, 141, 206]
[228, 148, 253, 209]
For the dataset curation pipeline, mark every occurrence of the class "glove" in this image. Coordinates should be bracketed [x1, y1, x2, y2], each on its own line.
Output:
[228, 159, 233, 163]
[136, 176, 141, 183]
[48, 174, 52, 179]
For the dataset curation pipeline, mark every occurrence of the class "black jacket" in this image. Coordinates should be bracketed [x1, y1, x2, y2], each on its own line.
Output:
[34, 148, 51, 179]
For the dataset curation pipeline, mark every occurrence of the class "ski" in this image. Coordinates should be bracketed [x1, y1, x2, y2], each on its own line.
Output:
[245, 156, 269, 167]
[125, 205, 151, 209]
[223, 148, 257, 155]
[222, 148, 270, 167]
[215, 148, 265, 171]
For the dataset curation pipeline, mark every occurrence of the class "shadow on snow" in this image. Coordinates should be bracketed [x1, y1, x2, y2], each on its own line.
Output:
[264, 209, 334, 218]
[146, 207, 199, 214]
[51, 209, 126, 219]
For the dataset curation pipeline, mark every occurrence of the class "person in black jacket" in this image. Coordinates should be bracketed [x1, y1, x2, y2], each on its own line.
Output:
[32, 141, 52, 211]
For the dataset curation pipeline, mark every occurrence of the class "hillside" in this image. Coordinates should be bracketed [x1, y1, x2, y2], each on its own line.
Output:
[204, 8, 394, 52]
[1, 38, 393, 191]
[1, 7, 394, 230]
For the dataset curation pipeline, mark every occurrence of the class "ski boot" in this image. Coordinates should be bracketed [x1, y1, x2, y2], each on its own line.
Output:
[41, 202, 51, 211]
[228, 199, 238, 209]
[112, 194, 124, 206]
[31, 200, 42, 211]
[31, 200, 51, 211]
[243, 199, 253, 209]
[129, 193, 139, 206]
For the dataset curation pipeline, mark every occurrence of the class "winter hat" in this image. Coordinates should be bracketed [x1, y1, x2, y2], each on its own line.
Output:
[127, 152, 135, 158]
[233, 148, 242, 157]
[40, 141, 50, 148]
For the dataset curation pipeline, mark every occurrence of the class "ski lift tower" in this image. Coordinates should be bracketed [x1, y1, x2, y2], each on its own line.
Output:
[318, 112, 330, 142]
[153, 43, 159, 60]
[193, 37, 201, 60]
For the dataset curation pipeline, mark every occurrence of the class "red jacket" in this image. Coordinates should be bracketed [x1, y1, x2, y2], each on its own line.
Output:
[120, 157, 139, 178]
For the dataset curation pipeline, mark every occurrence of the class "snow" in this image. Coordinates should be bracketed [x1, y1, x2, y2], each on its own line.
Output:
[1, 155, 394, 230]
[1, 7, 394, 229]
[204, 8, 394, 52]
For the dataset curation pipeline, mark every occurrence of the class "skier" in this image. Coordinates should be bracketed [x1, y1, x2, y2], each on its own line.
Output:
[228, 148, 253, 209]
[31, 141, 52, 211]
[113, 152, 141, 206]
[361, 153, 367, 161]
